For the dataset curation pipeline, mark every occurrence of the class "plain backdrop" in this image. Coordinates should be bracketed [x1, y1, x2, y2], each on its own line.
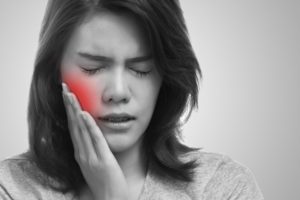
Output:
[0, 1, 299, 199]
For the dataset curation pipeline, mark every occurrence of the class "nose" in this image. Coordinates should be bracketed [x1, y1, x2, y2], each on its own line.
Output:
[102, 69, 130, 104]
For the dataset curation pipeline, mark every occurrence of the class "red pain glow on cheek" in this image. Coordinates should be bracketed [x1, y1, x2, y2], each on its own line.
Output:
[62, 72, 100, 114]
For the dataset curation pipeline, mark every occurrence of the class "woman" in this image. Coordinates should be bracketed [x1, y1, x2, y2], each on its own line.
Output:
[0, 0, 264, 199]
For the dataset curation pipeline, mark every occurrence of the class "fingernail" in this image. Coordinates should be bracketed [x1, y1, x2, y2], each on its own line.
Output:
[62, 82, 66, 92]
[62, 82, 70, 92]
[80, 112, 86, 122]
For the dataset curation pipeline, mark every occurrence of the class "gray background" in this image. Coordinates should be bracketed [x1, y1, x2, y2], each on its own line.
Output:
[0, 1, 299, 199]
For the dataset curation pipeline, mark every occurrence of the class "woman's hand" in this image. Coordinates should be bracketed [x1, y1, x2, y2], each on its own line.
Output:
[62, 82, 129, 200]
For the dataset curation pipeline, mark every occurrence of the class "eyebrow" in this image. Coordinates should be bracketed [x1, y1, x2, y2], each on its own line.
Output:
[77, 52, 153, 64]
[78, 52, 113, 62]
[126, 54, 153, 64]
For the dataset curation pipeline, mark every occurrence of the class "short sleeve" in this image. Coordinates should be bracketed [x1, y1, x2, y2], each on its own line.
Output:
[227, 167, 264, 200]
[196, 153, 264, 200]
[0, 156, 76, 200]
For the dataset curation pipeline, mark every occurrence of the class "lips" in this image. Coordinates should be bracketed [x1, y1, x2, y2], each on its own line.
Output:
[99, 113, 136, 122]
[98, 113, 136, 131]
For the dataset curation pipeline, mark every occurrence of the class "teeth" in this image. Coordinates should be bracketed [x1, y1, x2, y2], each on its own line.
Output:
[103, 117, 131, 122]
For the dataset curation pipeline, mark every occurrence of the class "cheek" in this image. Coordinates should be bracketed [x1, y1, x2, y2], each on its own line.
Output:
[62, 72, 100, 114]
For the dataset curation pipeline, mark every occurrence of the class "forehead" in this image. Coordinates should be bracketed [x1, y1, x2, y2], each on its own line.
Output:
[64, 11, 150, 59]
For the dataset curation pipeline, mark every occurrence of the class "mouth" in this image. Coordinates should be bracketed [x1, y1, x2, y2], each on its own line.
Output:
[99, 113, 136, 122]
[98, 113, 136, 131]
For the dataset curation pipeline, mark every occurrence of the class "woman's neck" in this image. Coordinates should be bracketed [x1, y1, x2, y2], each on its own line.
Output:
[113, 138, 148, 183]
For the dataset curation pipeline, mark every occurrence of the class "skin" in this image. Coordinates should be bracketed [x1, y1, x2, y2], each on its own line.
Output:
[61, 11, 162, 200]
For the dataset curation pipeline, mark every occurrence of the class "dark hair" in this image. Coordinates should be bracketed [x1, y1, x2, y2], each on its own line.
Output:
[27, 0, 202, 196]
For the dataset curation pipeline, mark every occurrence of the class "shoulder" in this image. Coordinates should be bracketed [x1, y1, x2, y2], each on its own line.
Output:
[181, 150, 264, 200]
[0, 152, 72, 200]
[182, 150, 251, 178]
[0, 152, 46, 199]
[0, 153, 36, 188]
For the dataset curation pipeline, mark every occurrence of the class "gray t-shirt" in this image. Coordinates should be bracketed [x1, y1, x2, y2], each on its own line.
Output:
[0, 150, 264, 200]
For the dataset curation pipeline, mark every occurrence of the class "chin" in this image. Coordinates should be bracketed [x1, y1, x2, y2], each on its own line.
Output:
[108, 142, 130, 153]
[104, 134, 132, 153]
[104, 133, 143, 154]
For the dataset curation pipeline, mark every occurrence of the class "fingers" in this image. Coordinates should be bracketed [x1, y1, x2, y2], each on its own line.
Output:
[69, 92, 96, 159]
[81, 111, 111, 159]
[62, 82, 109, 161]
[62, 83, 95, 161]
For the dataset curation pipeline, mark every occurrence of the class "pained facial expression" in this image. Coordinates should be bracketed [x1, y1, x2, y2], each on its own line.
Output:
[60, 11, 162, 153]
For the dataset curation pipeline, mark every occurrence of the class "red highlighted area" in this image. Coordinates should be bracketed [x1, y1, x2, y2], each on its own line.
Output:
[63, 73, 99, 114]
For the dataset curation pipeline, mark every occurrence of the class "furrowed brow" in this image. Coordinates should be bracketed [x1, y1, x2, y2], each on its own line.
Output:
[78, 52, 153, 64]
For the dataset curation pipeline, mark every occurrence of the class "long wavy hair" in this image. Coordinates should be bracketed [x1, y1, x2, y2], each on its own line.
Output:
[27, 0, 202, 196]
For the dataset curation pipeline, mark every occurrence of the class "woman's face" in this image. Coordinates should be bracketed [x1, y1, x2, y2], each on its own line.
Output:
[60, 11, 162, 153]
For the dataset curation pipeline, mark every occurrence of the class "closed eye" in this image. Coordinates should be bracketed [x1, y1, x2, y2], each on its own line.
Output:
[79, 65, 151, 77]
[80, 66, 104, 75]
[128, 63, 152, 78]
[132, 69, 151, 77]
